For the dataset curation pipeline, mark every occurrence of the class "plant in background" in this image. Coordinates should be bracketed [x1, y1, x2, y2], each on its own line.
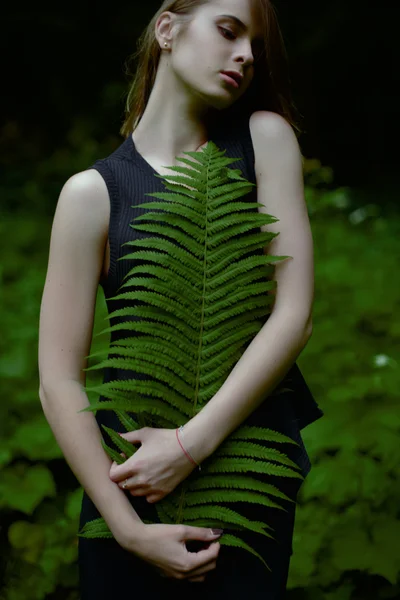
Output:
[77, 141, 304, 571]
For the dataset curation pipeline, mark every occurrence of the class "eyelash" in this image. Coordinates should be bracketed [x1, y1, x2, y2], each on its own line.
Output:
[218, 26, 236, 41]
[218, 26, 261, 61]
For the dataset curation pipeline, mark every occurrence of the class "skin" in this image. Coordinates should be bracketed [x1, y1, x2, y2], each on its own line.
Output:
[39, 0, 314, 584]
[131, 0, 263, 176]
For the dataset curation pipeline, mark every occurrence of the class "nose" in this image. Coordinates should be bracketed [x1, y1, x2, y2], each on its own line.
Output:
[233, 38, 255, 67]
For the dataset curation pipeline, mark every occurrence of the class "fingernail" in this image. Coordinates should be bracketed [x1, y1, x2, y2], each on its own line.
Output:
[211, 528, 223, 535]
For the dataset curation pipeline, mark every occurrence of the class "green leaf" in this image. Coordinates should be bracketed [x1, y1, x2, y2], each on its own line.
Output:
[0, 464, 56, 514]
[219, 532, 271, 572]
[230, 425, 300, 446]
[9, 414, 63, 460]
[187, 474, 295, 504]
[202, 457, 303, 480]
[77, 517, 113, 539]
[64, 487, 84, 521]
[101, 425, 136, 458]
[172, 489, 287, 512]
[215, 441, 302, 470]
[181, 505, 275, 537]
[100, 437, 126, 463]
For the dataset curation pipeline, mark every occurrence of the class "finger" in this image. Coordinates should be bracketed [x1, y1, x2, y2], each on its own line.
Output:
[119, 477, 144, 491]
[187, 542, 221, 570]
[188, 576, 206, 582]
[186, 559, 218, 578]
[129, 487, 148, 497]
[112, 470, 133, 484]
[146, 492, 164, 503]
[181, 525, 223, 542]
[110, 462, 128, 482]
[119, 477, 131, 491]
[118, 429, 145, 445]
[110, 460, 138, 483]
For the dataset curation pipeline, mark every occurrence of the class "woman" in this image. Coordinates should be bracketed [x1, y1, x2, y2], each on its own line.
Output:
[38, 0, 323, 597]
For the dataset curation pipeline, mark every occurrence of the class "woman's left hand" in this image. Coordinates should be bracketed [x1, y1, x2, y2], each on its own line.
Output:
[109, 427, 197, 503]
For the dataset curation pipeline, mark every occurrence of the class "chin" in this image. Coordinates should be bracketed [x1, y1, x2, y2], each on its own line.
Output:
[205, 88, 238, 110]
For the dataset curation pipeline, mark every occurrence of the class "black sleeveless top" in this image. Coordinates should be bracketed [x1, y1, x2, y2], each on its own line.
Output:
[88, 118, 324, 482]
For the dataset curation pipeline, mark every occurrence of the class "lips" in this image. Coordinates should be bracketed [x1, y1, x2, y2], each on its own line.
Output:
[221, 70, 243, 85]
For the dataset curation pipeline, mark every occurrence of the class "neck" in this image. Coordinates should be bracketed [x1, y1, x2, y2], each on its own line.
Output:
[132, 62, 219, 164]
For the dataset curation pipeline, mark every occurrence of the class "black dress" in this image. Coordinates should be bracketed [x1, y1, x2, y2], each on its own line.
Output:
[78, 117, 324, 599]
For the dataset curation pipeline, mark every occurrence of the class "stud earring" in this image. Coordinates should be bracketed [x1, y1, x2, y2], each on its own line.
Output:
[164, 42, 168, 48]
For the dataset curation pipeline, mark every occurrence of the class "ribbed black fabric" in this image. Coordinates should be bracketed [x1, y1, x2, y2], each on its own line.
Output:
[77, 119, 325, 598]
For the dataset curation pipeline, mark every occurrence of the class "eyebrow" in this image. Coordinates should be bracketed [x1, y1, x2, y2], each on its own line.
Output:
[218, 14, 263, 39]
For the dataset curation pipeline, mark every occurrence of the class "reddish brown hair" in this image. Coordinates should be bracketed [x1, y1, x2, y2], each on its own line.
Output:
[120, 0, 301, 138]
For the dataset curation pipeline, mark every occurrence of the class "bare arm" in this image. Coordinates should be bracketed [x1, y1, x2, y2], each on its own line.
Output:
[38, 169, 146, 549]
[182, 111, 315, 460]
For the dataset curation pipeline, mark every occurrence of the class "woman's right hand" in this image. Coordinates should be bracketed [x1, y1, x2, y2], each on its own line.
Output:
[122, 523, 223, 582]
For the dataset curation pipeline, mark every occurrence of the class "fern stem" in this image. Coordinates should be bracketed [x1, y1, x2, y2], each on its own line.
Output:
[193, 148, 211, 416]
[176, 482, 188, 524]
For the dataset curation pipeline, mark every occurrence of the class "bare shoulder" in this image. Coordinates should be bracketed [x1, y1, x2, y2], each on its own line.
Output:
[53, 168, 110, 242]
[59, 168, 109, 218]
[249, 110, 296, 142]
[248, 110, 301, 170]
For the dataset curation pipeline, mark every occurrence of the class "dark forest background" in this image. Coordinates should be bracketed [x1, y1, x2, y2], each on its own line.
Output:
[1, 0, 397, 192]
[0, 2, 399, 600]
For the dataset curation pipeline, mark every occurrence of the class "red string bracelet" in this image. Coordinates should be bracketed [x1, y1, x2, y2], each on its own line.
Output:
[176, 426, 201, 471]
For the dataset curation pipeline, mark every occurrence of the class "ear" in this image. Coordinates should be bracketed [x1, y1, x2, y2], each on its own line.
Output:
[155, 11, 176, 48]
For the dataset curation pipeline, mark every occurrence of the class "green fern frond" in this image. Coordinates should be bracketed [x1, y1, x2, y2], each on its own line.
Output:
[170, 489, 286, 512]
[229, 425, 300, 446]
[85, 356, 197, 399]
[114, 410, 139, 432]
[214, 441, 302, 471]
[200, 457, 304, 480]
[77, 518, 113, 539]
[95, 317, 198, 352]
[186, 474, 295, 504]
[157, 496, 182, 523]
[84, 380, 193, 417]
[101, 425, 136, 458]
[100, 437, 125, 464]
[179, 505, 275, 537]
[155, 502, 175, 525]
[86, 344, 197, 378]
[218, 533, 271, 571]
[78, 141, 300, 571]
[78, 398, 185, 426]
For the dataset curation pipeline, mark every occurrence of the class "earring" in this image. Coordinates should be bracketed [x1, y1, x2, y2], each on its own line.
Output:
[164, 42, 168, 48]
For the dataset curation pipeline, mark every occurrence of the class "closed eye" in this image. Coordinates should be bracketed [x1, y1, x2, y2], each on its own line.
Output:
[218, 26, 236, 41]
[218, 26, 263, 62]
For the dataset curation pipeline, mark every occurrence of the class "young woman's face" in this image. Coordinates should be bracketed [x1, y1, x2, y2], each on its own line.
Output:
[166, 0, 264, 109]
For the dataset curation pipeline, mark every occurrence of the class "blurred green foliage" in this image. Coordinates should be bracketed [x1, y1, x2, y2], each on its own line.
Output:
[0, 115, 399, 599]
